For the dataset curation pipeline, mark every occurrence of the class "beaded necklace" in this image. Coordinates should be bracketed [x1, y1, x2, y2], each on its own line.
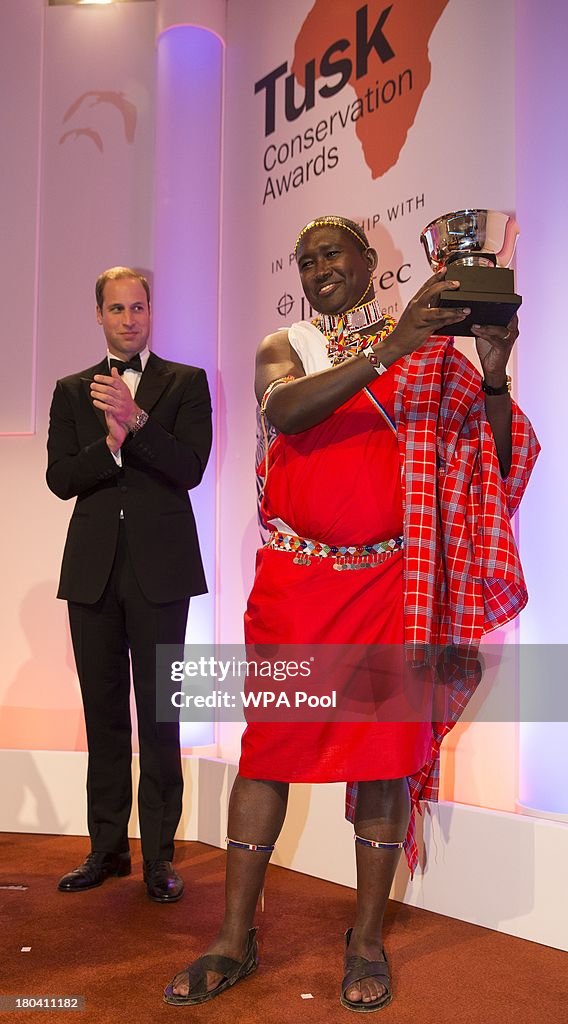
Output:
[317, 296, 386, 338]
[313, 299, 397, 366]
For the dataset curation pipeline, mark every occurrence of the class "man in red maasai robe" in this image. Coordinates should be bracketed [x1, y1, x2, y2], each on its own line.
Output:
[164, 217, 538, 1011]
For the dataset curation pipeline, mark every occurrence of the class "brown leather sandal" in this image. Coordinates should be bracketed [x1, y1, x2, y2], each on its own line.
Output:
[340, 928, 392, 1013]
[163, 928, 258, 1006]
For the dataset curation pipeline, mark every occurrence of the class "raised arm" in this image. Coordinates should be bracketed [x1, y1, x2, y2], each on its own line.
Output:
[473, 315, 518, 477]
[46, 381, 121, 500]
[124, 368, 212, 490]
[257, 271, 470, 434]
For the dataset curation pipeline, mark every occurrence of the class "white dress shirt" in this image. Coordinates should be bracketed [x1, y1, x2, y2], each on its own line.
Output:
[106, 347, 150, 467]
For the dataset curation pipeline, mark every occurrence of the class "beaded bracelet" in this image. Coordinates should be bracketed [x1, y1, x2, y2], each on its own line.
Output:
[362, 344, 388, 376]
[260, 374, 295, 413]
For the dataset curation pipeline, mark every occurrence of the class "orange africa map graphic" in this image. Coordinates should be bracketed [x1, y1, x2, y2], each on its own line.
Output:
[292, 0, 449, 179]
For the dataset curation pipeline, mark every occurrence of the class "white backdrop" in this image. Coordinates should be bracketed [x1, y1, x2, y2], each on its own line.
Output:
[0, 0, 566, 949]
[216, 0, 520, 813]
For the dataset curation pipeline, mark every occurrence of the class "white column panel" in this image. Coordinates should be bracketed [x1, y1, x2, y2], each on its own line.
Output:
[153, 12, 225, 745]
[0, 0, 44, 434]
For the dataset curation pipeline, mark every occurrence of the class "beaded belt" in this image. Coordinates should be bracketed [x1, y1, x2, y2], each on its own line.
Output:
[265, 530, 404, 571]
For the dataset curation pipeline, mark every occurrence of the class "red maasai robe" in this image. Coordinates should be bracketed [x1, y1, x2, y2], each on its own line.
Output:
[242, 366, 431, 783]
[241, 329, 539, 874]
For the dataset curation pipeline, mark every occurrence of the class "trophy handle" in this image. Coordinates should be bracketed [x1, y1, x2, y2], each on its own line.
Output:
[495, 216, 520, 267]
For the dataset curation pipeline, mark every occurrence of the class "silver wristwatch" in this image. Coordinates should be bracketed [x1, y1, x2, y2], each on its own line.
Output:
[130, 409, 149, 435]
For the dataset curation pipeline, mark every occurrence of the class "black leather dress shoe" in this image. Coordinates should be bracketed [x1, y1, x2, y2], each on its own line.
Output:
[143, 860, 184, 903]
[57, 851, 131, 892]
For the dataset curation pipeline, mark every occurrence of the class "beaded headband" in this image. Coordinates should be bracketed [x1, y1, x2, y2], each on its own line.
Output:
[293, 216, 368, 257]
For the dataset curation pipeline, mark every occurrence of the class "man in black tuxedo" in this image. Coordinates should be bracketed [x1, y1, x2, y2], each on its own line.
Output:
[47, 267, 212, 901]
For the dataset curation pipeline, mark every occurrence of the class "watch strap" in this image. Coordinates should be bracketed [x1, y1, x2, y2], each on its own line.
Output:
[130, 409, 149, 434]
[481, 375, 511, 396]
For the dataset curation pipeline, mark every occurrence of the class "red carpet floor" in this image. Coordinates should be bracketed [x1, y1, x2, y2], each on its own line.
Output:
[1, 834, 566, 1024]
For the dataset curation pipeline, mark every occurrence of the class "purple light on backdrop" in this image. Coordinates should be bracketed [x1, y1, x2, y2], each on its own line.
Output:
[516, 0, 568, 815]
[153, 25, 223, 369]
[153, 25, 224, 747]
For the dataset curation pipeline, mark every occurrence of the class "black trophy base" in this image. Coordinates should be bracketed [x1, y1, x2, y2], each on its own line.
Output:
[433, 265, 522, 337]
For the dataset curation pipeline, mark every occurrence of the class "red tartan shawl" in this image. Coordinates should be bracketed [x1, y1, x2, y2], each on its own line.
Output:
[346, 336, 540, 874]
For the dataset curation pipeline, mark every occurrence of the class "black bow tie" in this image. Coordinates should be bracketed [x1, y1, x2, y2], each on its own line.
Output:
[109, 354, 143, 375]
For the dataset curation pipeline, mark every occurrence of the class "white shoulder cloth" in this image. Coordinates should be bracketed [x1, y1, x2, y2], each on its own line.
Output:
[288, 320, 329, 375]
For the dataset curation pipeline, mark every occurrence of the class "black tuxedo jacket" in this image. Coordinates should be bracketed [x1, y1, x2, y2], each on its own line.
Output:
[47, 352, 212, 604]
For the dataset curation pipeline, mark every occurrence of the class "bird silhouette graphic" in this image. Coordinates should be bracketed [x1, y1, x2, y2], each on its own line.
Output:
[59, 90, 137, 153]
[59, 127, 104, 153]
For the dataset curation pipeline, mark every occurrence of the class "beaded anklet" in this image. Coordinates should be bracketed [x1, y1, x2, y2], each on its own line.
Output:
[226, 837, 275, 853]
[354, 833, 404, 850]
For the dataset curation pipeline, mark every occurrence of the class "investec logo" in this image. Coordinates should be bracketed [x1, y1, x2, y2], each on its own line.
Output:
[254, 4, 411, 203]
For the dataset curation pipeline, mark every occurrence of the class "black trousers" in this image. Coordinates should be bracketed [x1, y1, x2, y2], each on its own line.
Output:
[68, 523, 189, 860]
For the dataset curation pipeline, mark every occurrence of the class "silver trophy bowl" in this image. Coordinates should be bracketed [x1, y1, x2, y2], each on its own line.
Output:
[420, 209, 519, 272]
[418, 209, 522, 335]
